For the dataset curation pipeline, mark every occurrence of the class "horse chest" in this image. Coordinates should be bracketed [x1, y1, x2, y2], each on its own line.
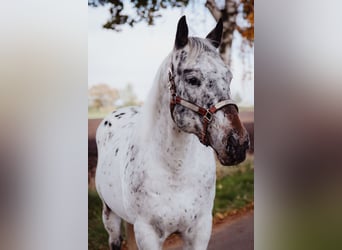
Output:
[125, 155, 216, 228]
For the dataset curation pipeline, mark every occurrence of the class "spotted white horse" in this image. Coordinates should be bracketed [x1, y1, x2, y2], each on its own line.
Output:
[95, 16, 249, 250]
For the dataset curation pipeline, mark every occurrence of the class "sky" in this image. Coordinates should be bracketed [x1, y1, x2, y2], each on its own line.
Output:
[88, 2, 254, 106]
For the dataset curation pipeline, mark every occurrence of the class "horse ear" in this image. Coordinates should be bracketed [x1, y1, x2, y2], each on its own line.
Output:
[175, 16, 188, 49]
[206, 18, 223, 48]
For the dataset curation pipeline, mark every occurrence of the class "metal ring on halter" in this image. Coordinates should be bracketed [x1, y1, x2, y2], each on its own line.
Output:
[203, 110, 213, 122]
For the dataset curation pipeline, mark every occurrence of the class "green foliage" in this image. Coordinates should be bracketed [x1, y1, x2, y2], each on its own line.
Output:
[213, 161, 254, 214]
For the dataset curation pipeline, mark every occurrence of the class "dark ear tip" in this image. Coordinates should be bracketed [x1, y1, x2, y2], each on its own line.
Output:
[179, 15, 187, 25]
[175, 15, 189, 49]
[205, 18, 223, 48]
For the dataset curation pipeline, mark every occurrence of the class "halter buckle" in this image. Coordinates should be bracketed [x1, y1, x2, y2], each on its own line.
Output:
[203, 110, 213, 122]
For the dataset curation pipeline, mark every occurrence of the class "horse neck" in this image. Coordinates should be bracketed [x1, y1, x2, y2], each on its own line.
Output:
[138, 54, 197, 168]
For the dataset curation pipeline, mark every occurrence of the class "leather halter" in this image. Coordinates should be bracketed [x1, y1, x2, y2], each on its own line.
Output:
[168, 65, 238, 146]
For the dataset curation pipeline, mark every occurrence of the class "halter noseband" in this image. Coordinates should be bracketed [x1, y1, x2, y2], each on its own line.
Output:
[168, 65, 238, 146]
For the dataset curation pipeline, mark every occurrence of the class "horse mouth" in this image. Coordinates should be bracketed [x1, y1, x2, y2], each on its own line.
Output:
[209, 135, 249, 166]
[217, 154, 246, 166]
[216, 141, 248, 166]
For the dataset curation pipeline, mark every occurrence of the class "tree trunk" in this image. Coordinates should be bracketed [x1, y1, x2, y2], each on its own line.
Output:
[205, 0, 238, 65]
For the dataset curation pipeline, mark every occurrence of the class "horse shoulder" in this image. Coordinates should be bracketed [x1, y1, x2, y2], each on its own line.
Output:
[95, 106, 142, 221]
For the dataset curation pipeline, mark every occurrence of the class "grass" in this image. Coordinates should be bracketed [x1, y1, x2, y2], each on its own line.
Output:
[213, 159, 254, 214]
[88, 190, 109, 250]
[238, 106, 254, 112]
[88, 111, 111, 119]
[89, 159, 254, 249]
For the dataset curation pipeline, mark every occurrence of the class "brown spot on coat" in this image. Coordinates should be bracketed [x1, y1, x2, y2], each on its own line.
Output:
[225, 105, 244, 136]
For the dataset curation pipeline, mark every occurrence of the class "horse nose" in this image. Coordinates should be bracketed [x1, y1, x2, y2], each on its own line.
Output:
[243, 140, 249, 151]
[227, 133, 239, 147]
[226, 133, 249, 162]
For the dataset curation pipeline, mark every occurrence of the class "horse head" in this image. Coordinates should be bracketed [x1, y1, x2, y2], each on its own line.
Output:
[169, 16, 250, 166]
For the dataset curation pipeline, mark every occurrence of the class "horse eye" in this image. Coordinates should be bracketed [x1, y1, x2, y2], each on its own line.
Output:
[187, 77, 201, 86]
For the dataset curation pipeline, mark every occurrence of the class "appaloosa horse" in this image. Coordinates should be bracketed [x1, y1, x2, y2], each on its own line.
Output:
[95, 16, 249, 250]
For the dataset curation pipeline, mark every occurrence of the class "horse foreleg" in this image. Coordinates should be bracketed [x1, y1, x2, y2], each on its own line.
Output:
[124, 222, 138, 250]
[133, 220, 163, 250]
[102, 203, 123, 250]
[182, 214, 212, 250]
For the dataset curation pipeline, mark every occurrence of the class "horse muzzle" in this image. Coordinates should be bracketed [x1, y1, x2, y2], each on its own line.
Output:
[218, 132, 250, 166]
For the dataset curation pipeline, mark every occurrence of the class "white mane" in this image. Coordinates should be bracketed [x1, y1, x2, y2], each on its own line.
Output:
[137, 53, 172, 143]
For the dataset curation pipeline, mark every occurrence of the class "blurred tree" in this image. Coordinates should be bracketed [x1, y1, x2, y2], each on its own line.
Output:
[206, 0, 254, 64]
[119, 83, 139, 107]
[232, 91, 242, 104]
[88, 0, 189, 30]
[88, 0, 253, 64]
[88, 83, 119, 111]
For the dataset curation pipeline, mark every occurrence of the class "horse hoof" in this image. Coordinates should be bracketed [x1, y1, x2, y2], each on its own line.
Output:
[110, 242, 121, 250]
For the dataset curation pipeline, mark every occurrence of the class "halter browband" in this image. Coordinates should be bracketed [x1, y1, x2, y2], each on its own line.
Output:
[168, 65, 238, 146]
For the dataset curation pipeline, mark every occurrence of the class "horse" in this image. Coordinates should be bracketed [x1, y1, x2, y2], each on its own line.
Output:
[95, 16, 250, 250]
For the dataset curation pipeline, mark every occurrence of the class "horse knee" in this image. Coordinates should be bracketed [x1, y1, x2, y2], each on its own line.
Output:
[183, 214, 212, 250]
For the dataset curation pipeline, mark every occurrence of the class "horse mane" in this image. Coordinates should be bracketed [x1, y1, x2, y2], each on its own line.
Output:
[137, 53, 172, 143]
[187, 37, 217, 60]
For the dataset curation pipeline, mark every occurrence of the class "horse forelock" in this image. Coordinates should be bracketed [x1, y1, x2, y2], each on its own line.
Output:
[186, 37, 217, 58]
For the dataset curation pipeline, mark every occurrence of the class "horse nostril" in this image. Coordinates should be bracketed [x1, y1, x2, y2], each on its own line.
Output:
[243, 140, 249, 150]
[227, 134, 239, 147]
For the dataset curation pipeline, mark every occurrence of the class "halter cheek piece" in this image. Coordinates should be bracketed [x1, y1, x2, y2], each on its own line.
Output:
[168, 65, 238, 146]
